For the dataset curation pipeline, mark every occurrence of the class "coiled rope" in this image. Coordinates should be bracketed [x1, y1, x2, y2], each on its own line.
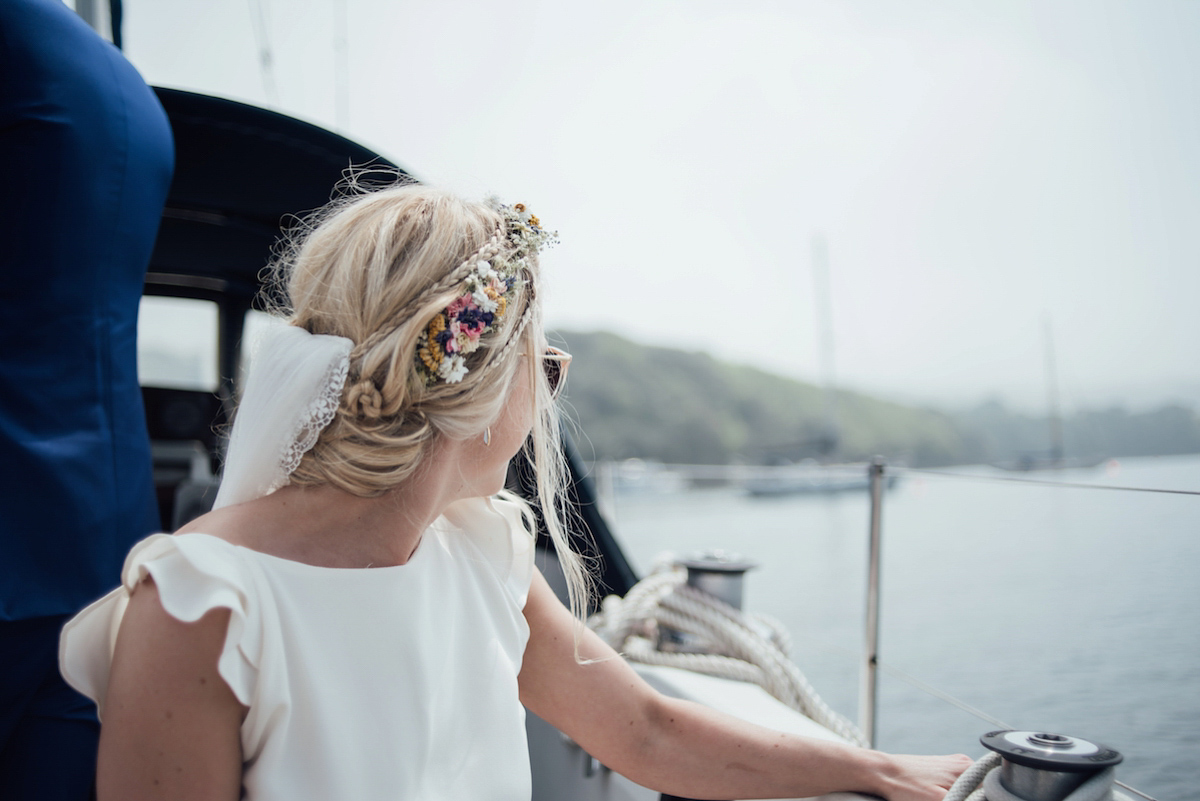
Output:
[587, 564, 867, 747]
[943, 752, 1134, 801]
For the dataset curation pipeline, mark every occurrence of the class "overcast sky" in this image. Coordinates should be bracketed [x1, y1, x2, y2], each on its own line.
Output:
[121, 1, 1200, 412]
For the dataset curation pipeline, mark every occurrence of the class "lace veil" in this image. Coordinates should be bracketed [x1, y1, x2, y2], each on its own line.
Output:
[213, 324, 353, 510]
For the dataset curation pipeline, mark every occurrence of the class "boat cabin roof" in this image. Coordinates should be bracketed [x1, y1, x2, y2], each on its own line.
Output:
[148, 87, 406, 306]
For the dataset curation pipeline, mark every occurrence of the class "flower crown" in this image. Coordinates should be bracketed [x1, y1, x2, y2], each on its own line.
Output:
[415, 199, 557, 385]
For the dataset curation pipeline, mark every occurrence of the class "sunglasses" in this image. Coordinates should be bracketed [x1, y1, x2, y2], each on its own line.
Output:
[542, 346, 572, 399]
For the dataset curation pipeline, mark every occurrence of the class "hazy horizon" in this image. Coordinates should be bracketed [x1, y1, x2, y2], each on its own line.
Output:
[115, 1, 1199, 413]
[138, 296, 1193, 419]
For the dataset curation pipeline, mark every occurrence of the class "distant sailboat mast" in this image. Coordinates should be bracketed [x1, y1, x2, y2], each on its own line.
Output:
[993, 317, 1104, 471]
[1043, 316, 1065, 463]
[333, 0, 350, 129]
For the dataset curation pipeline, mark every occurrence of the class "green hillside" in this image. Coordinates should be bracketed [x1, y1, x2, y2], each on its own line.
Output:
[552, 330, 1200, 467]
[553, 330, 976, 467]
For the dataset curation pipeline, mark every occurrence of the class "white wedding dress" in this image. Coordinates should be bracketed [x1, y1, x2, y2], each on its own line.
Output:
[60, 495, 536, 801]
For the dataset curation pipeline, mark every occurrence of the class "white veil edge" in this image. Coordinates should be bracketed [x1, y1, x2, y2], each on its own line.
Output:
[212, 324, 353, 510]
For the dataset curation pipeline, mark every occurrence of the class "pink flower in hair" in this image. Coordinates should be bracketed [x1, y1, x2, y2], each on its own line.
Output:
[445, 295, 473, 318]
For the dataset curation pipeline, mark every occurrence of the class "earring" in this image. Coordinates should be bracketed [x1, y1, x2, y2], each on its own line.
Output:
[484, 427, 491, 446]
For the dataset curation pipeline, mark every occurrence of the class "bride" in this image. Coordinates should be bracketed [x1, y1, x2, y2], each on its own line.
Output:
[60, 183, 969, 800]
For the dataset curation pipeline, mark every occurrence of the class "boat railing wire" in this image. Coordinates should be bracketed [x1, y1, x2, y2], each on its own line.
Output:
[591, 459, 1200, 498]
[895, 464, 1200, 497]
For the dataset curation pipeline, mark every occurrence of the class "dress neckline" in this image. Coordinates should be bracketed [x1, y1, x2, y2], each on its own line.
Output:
[181, 527, 436, 574]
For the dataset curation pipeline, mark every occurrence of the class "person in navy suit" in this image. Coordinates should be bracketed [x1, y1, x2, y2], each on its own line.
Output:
[0, 0, 173, 796]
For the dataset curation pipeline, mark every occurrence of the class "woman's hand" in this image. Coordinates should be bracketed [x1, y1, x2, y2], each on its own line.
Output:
[872, 753, 975, 801]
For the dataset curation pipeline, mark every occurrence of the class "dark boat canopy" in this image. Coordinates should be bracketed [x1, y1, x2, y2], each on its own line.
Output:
[148, 87, 409, 305]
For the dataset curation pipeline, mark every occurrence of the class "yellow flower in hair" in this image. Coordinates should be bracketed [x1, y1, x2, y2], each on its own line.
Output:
[417, 345, 438, 372]
[423, 315, 447, 368]
[428, 314, 446, 338]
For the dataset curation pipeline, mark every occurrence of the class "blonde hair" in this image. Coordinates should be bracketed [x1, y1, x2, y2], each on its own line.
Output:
[266, 179, 593, 625]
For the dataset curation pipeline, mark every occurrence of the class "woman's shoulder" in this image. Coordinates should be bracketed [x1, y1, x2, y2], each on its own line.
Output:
[174, 499, 267, 547]
[60, 526, 269, 718]
[172, 497, 309, 565]
[442, 493, 532, 535]
[441, 494, 536, 609]
[118, 526, 254, 598]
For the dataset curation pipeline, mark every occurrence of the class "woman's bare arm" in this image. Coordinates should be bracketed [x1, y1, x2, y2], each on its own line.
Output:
[519, 570, 970, 801]
[97, 576, 246, 801]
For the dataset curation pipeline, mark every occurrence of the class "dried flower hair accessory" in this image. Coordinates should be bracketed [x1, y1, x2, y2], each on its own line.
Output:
[414, 199, 557, 385]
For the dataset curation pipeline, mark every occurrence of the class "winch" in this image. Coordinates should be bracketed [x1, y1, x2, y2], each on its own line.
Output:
[657, 551, 757, 653]
[967, 730, 1125, 801]
[676, 550, 758, 610]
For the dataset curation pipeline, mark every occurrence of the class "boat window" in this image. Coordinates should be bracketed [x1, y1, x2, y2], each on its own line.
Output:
[138, 297, 219, 392]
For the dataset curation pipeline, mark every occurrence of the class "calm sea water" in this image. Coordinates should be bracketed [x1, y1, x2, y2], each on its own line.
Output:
[606, 454, 1200, 801]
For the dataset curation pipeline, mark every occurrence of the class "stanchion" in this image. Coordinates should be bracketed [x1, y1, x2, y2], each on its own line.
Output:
[860, 456, 886, 748]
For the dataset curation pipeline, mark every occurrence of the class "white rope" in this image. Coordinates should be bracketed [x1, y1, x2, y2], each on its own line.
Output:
[588, 566, 867, 747]
[945, 753, 1002, 801]
[944, 752, 1135, 801]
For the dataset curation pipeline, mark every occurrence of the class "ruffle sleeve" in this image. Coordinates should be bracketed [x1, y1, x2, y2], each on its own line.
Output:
[490, 496, 536, 609]
[59, 533, 263, 717]
[444, 495, 536, 610]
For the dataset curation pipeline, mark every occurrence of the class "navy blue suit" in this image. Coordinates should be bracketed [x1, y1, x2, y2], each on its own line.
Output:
[0, 0, 173, 795]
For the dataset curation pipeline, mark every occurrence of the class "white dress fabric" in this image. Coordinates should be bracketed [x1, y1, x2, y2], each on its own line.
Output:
[60, 495, 536, 801]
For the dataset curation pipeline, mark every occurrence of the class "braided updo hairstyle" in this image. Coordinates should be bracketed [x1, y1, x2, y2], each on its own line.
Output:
[264, 179, 592, 623]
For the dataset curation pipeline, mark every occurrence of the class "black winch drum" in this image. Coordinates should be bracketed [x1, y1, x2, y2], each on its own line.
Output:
[658, 552, 758, 653]
[981, 730, 1123, 801]
[677, 551, 758, 610]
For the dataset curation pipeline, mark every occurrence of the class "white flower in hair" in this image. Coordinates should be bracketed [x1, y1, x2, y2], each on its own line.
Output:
[476, 260, 496, 281]
[438, 354, 468, 383]
[473, 288, 499, 313]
